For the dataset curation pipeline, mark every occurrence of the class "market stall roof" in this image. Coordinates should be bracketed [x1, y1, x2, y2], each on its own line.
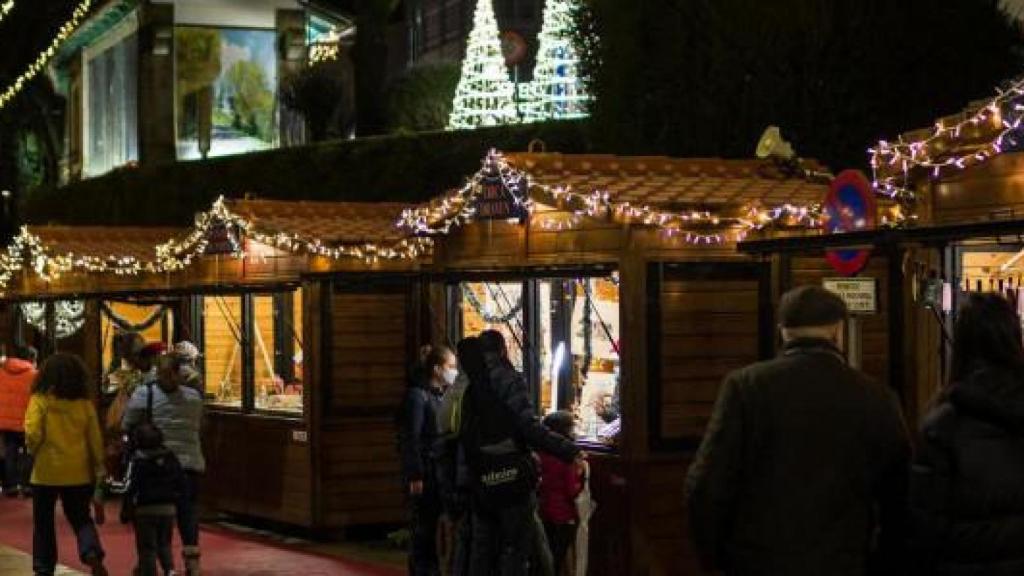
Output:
[225, 198, 410, 245]
[505, 152, 830, 208]
[29, 225, 185, 263]
[870, 77, 1024, 197]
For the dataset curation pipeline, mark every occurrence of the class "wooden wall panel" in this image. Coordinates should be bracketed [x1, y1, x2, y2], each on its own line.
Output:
[201, 413, 312, 526]
[659, 279, 761, 439]
[329, 293, 409, 412]
[319, 419, 404, 527]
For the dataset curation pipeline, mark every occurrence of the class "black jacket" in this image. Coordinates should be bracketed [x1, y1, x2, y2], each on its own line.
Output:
[685, 339, 911, 576]
[464, 352, 579, 463]
[397, 385, 443, 483]
[124, 447, 187, 509]
[909, 365, 1024, 576]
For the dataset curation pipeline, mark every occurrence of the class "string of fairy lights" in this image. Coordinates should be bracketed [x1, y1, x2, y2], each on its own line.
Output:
[869, 76, 1024, 199]
[0, 152, 835, 292]
[0, 197, 433, 295]
[0, 0, 93, 111]
[397, 150, 822, 245]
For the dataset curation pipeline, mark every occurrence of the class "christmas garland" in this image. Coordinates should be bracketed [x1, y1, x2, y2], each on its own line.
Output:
[461, 284, 523, 324]
[101, 302, 167, 333]
[20, 300, 86, 340]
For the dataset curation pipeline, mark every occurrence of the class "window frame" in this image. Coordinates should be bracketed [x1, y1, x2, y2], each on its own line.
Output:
[198, 287, 305, 420]
[443, 265, 619, 421]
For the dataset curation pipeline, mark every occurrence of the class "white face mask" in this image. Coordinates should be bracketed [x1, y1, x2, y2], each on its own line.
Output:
[442, 367, 459, 386]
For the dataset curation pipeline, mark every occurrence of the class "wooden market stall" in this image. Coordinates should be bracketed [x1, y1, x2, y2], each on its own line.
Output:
[739, 81, 1024, 428]
[2, 149, 837, 574]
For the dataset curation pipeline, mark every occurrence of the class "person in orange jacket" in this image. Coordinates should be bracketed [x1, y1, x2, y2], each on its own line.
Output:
[0, 344, 37, 497]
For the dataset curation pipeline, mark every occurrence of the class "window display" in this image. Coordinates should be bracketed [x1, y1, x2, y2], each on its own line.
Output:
[100, 301, 172, 376]
[203, 296, 244, 408]
[176, 27, 278, 160]
[253, 290, 304, 413]
[453, 274, 620, 445]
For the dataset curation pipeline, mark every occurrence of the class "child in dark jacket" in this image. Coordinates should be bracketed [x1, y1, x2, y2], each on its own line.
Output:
[123, 422, 186, 576]
[539, 411, 583, 576]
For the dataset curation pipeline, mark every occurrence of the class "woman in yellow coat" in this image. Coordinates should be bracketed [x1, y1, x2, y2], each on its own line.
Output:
[24, 353, 109, 576]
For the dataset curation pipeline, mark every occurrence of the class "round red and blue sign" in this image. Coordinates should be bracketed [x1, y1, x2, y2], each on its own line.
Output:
[822, 170, 876, 276]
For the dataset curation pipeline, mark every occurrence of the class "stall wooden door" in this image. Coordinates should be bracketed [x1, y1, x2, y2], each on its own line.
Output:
[317, 275, 426, 529]
[644, 261, 773, 573]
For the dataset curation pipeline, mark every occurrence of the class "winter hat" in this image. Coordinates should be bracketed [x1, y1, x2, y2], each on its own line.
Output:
[173, 341, 201, 362]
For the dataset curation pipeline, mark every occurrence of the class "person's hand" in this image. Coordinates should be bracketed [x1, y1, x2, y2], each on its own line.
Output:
[574, 453, 587, 476]
[92, 499, 106, 525]
[409, 480, 424, 496]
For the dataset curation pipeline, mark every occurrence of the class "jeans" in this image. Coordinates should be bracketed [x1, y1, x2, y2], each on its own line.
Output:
[134, 514, 174, 576]
[409, 488, 442, 576]
[3, 432, 32, 490]
[177, 471, 201, 553]
[543, 522, 577, 576]
[469, 495, 552, 576]
[32, 484, 104, 576]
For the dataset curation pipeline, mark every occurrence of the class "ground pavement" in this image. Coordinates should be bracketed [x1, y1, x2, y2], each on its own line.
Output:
[0, 498, 404, 575]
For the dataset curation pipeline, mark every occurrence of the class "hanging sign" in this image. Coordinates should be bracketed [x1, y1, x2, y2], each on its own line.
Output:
[474, 172, 529, 222]
[822, 169, 877, 276]
[204, 221, 239, 255]
[823, 277, 878, 314]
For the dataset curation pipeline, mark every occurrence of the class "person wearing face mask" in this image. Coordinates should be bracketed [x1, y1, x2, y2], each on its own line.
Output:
[398, 344, 457, 576]
[685, 286, 911, 576]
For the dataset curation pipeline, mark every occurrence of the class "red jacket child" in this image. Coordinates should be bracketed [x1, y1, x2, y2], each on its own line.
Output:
[0, 356, 36, 433]
[539, 411, 584, 575]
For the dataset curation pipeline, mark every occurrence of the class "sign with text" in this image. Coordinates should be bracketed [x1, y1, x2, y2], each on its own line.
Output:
[474, 174, 528, 222]
[204, 221, 238, 256]
[823, 277, 878, 315]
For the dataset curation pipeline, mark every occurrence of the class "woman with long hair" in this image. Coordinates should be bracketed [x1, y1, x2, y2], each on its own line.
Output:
[25, 352, 108, 576]
[398, 344, 458, 575]
[910, 293, 1024, 574]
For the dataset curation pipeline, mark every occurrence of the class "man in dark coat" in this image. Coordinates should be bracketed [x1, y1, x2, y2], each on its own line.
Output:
[685, 286, 910, 576]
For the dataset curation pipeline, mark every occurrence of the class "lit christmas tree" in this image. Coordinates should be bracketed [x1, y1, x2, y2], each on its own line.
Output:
[523, 0, 590, 122]
[447, 0, 519, 130]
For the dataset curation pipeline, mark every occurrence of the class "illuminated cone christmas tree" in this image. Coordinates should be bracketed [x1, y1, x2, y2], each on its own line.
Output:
[523, 0, 590, 122]
[448, 0, 519, 130]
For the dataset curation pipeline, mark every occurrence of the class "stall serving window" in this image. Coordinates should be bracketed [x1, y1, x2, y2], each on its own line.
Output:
[200, 289, 304, 415]
[450, 272, 620, 444]
[100, 301, 174, 375]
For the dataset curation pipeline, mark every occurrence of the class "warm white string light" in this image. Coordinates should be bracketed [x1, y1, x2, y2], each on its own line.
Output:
[398, 150, 824, 245]
[0, 197, 432, 295]
[0, 0, 93, 111]
[869, 77, 1024, 198]
[0, 1, 15, 26]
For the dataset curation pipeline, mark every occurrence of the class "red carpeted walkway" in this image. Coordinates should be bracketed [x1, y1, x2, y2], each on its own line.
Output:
[0, 497, 403, 576]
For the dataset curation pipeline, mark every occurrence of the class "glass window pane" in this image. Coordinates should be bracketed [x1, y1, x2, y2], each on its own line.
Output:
[253, 290, 304, 414]
[101, 302, 172, 375]
[572, 277, 620, 442]
[459, 282, 525, 372]
[203, 296, 244, 408]
[535, 277, 620, 442]
[85, 31, 138, 176]
[175, 27, 278, 160]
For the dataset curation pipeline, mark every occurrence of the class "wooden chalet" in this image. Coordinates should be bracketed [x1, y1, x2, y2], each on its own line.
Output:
[3, 150, 842, 575]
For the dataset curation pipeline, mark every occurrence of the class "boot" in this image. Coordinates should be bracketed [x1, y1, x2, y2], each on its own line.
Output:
[84, 553, 109, 576]
[183, 547, 201, 576]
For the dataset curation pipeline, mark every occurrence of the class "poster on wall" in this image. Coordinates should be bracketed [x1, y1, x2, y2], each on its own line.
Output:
[176, 27, 278, 160]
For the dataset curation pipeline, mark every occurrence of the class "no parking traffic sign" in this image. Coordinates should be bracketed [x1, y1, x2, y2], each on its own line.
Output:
[822, 169, 876, 276]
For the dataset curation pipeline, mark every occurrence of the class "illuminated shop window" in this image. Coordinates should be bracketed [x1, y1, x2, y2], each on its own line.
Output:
[203, 295, 244, 408]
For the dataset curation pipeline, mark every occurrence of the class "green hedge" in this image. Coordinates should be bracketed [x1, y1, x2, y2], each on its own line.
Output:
[26, 121, 590, 226]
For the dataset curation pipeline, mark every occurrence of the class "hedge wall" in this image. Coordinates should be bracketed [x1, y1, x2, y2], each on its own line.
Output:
[26, 121, 590, 226]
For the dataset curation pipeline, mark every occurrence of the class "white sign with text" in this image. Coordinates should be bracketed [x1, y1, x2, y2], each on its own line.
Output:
[823, 277, 878, 314]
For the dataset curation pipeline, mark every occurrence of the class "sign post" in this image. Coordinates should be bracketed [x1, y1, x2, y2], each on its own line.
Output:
[823, 277, 878, 369]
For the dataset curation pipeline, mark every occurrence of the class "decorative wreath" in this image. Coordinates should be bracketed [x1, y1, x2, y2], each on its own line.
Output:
[461, 284, 524, 325]
[21, 300, 86, 340]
